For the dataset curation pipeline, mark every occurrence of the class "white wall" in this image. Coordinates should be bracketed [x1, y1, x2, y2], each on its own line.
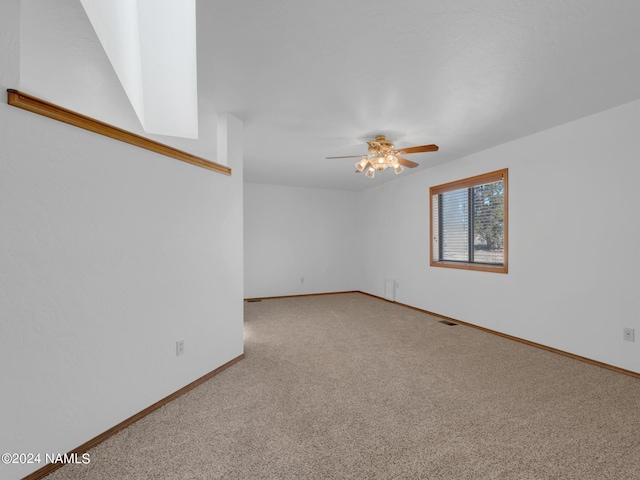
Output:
[358, 99, 640, 374]
[20, 0, 216, 160]
[241, 100, 639, 375]
[244, 183, 361, 298]
[0, 2, 244, 478]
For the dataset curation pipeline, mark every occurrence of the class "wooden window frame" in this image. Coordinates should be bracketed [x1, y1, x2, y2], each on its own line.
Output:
[430, 169, 508, 274]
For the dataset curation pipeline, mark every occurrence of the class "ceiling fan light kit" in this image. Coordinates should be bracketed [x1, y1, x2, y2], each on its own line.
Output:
[327, 135, 438, 179]
[355, 158, 369, 172]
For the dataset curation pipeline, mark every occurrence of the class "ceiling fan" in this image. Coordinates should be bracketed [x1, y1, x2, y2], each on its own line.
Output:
[326, 135, 439, 178]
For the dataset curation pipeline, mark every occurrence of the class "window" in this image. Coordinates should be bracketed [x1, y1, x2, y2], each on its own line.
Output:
[430, 169, 508, 273]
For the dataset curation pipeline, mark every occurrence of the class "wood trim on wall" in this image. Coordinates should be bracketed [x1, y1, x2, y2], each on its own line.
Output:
[244, 291, 360, 302]
[247, 291, 640, 380]
[21, 354, 244, 480]
[20, 291, 639, 479]
[357, 291, 640, 380]
[7, 89, 231, 176]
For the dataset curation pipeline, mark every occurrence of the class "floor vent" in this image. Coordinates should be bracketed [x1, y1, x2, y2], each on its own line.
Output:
[246, 299, 262, 303]
[438, 320, 457, 326]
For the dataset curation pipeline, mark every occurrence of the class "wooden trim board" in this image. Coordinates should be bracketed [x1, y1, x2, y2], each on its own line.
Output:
[358, 291, 640, 380]
[7, 89, 231, 175]
[21, 291, 639, 478]
[247, 291, 640, 380]
[22, 354, 245, 480]
[244, 291, 359, 302]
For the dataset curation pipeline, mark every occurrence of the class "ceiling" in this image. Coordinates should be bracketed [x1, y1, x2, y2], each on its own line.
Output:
[19, 1, 640, 190]
[193, 0, 640, 190]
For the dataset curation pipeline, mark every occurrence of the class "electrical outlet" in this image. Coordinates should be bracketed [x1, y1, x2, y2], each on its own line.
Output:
[176, 340, 185, 355]
[623, 328, 635, 342]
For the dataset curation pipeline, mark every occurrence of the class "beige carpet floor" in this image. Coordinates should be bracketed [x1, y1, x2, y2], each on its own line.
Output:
[45, 293, 640, 479]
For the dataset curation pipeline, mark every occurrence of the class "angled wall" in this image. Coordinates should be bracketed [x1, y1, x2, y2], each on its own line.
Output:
[20, 0, 215, 159]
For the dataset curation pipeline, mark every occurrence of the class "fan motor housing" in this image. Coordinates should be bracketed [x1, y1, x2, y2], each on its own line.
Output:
[368, 135, 395, 153]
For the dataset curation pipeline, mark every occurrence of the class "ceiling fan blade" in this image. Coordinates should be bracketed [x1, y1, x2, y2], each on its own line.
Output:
[396, 144, 439, 155]
[326, 155, 366, 159]
[396, 156, 419, 168]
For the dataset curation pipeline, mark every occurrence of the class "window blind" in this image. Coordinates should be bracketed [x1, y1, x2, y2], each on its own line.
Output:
[430, 169, 507, 272]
